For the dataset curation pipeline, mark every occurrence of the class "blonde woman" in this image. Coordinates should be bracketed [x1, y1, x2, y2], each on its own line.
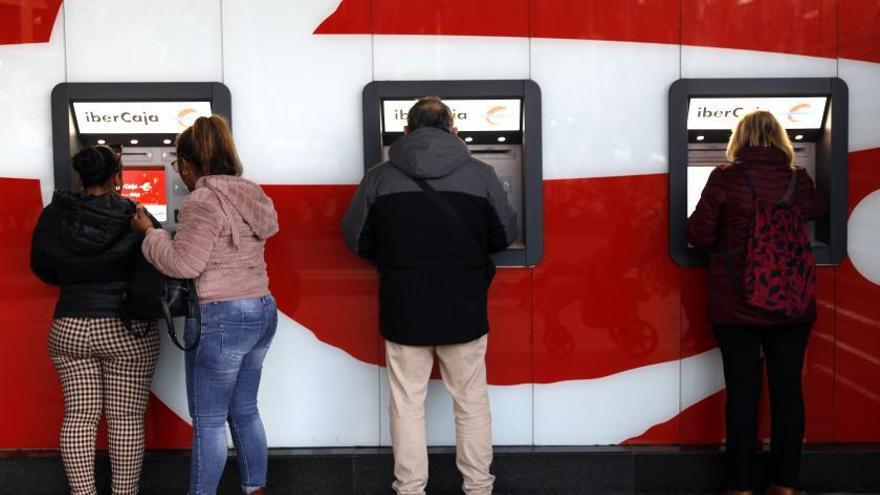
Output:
[687, 111, 826, 495]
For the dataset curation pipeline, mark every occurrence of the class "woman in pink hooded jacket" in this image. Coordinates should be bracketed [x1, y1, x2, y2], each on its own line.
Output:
[132, 115, 278, 495]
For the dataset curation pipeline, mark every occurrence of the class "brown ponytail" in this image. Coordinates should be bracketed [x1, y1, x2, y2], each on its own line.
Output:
[175, 114, 243, 177]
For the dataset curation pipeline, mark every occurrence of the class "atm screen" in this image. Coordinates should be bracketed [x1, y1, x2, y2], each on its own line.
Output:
[686, 96, 828, 217]
[687, 166, 716, 217]
[381, 99, 523, 133]
[687, 96, 828, 131]
[121, 166, 167, 222]
[71, 101, 213, 135]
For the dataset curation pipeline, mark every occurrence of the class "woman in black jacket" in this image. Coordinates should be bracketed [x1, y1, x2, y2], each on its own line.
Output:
[31, 145, 159, 495]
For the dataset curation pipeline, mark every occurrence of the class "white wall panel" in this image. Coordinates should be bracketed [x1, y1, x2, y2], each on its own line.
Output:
[222, 0, 372, 185]
[152, 313, 382, 446]
[681, 45, 837, 79]
[533, 351, 724, 445]
[848, 190, 880, 286]
[64, 0, 222, 82]
[372, 35, 530, 81]
[534, 357, 679, 445]
[0, 11, 66, 203]
[680, 348, 725, 412]
[839, 59, 880, 152]
[530, 39, 678, 181]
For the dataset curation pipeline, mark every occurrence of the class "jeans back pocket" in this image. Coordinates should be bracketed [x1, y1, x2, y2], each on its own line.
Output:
[218, 319, 264, 359]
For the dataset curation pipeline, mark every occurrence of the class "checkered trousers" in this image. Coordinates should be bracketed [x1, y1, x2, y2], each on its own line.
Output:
[49, 317, 160, 495]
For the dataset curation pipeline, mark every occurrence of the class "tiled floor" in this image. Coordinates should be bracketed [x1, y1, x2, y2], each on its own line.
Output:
[1, 447, 878, 494]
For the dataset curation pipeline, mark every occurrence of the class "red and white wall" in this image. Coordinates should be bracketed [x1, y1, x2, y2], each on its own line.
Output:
[1, 0, 878, 449]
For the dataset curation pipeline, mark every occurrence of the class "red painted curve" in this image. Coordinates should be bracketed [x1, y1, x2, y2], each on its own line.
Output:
[0, 0, 63, 45]
[0, 178, 63, 447]
[833, 147, 880, 442]
[4, 0, 878, 66]
[624, 390, 726, 445]
[2, 146, 878, 446]
[315, 0, 880, 64]
[262, 174, 686, 386]
[0, 178, 195, 449]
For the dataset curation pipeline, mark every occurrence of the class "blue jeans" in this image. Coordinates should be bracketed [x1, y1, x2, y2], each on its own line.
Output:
[185, 295, 277, 495]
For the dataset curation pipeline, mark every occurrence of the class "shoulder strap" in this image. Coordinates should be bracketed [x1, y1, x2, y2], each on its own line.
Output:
[411, 177, 486, 256]
[736, 164, 757, 200]
[779, 169, 799, 205]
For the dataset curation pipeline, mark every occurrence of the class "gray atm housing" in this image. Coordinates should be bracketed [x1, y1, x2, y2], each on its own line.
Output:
[668, 78, 848, 266]
[51, 82, 231, 231]
[362, 80, 543, 267]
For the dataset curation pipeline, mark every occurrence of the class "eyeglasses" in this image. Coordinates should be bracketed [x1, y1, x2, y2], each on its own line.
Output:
[171, 159, 181, 173]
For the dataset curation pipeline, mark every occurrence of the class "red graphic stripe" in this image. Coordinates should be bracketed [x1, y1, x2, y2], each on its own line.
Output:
[533, 174, 682, 383]
[4, 0, 878, 65]
[839, 0, 880, 62]
[0, 178, 193, 449]
[262, 184, 381, 365]
[833, 146, 880, 442]
[315, 0, 529, 37]
[0, 0, 63, 45]
[144, 395, 192, 449]
[2, 145, 877, 445]
[623, 390, 726, 445]
[315, 0, 880, 64]
[680, 0, 838, 60]
[0, 178, 61, 448]
[530, 0, 679, 45]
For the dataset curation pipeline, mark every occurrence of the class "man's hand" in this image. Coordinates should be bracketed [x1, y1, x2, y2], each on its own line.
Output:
[131, 205, 155, 235]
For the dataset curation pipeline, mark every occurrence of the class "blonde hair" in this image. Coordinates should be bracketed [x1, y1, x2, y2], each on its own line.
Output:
[726, 110, 795, 168]
[175, 114, 243, 176]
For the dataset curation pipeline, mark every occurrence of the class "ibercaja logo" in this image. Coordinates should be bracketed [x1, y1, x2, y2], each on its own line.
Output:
[787, 102, 812, 123]
[177, 108, 199, 129]
[485, 105, 508, 126]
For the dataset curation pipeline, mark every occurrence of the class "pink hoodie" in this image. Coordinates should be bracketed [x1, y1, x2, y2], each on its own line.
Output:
[142, 175, 279, 304]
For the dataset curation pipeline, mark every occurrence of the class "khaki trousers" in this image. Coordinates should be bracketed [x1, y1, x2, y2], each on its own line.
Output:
[385, 334, 495, 495]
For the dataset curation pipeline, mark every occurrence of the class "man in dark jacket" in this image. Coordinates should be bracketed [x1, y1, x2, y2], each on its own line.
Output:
[343, 96, 517, 495]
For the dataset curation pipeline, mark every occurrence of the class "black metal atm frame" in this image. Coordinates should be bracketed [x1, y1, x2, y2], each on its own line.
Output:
[669, 78, 848, 266]
[51, 82, 231, 229]
[362, 80, 543, 267]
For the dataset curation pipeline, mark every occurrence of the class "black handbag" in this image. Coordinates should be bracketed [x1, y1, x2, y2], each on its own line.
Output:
[120, 214, 201, 351]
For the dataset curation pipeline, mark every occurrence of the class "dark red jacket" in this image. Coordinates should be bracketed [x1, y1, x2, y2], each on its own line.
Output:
[686, 147, 827, 326]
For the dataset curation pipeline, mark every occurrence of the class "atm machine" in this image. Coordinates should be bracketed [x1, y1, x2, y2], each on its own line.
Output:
[362, 80, 543, 267]
[51, 82, 231, 230]
[668, 78, 848, 266]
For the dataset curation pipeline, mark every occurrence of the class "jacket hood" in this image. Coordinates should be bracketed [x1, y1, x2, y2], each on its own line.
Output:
[53, 191, 136, 255]
[389, 127, 471, 179]
[196, 175, 279, 246]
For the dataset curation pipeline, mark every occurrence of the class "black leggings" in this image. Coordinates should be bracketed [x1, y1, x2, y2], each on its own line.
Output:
[713, 323, 812, 491]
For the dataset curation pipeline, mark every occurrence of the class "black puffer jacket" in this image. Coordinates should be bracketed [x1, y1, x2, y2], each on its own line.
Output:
[30, 191, 142, 318]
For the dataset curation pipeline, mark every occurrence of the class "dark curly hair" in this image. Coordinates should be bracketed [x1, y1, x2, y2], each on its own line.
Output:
[71, 145, 121, 188]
